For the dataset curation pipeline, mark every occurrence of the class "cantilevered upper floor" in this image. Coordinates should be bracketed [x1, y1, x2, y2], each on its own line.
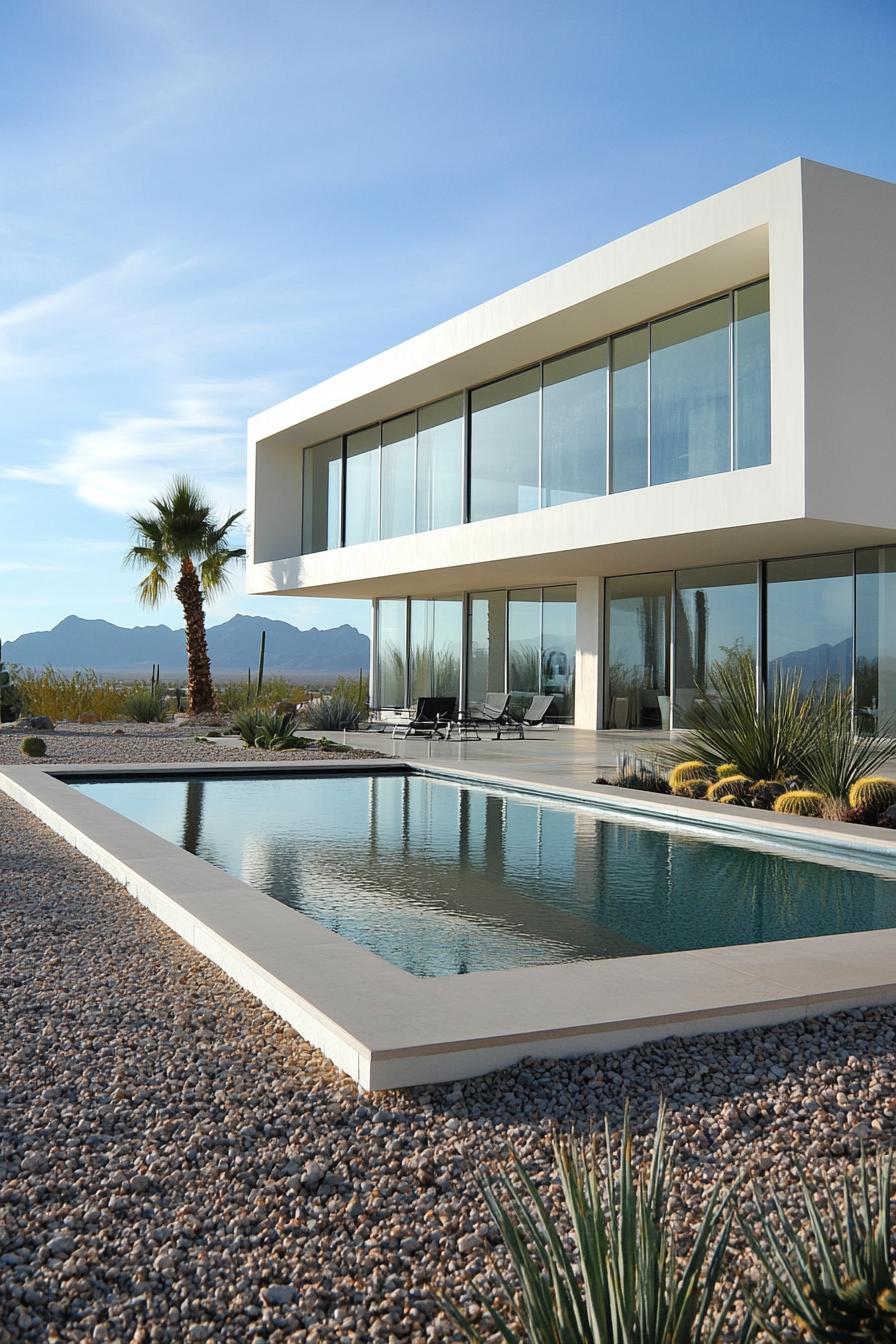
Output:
[247, 158, 896, 600]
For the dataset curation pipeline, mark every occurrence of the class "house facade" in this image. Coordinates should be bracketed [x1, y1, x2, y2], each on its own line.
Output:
[247, 159, 896, 731]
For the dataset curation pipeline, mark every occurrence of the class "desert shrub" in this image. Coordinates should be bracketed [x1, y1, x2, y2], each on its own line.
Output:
[214, 677, 309, 714]
[706, 774, 751, 802]
[20, 736, 47, 758]
[614, 752, 670, 793]
[848, 776, 896, 815]
[773, 789, 825, 817]
[15, 667, 130, 721]
[316, 736, 351, 752]
[331, 673, 368, 714]
[668, 760, 709, 791]
[442, 1102, 743, 1344]
[305, 694, 362, 731]
[123, 688, 167, 722]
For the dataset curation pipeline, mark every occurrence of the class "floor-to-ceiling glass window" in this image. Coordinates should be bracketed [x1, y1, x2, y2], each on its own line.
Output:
[674, 563, 758, 723]
[541, 343, 607, 506]
[380, 413, 415, 540]
[605, 573, 672, 728]
[416, 395, 463, 533]
[432, 597, 463, 699]
[344, 425, 380, 546]
[856, 546, 896, 733]
[610, 327, 649, 493]
[469, 368, 540, 523]
[408, 597, 462, 702]
[374, 599, 408, 708]
[542, 585, 576, 721]
[650, 297, 730, 485]
[508, 588, 542, 715]
[766, 553, 853, 693]
[734, 280, 771, 469]
[301, 438, 342, 554]
[467, 591, 507, 708]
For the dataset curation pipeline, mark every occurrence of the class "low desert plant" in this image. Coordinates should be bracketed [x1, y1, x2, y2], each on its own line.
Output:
[668, 759, 710, 791]
[305, 693, 362, 731]
[615, 752, 670, 793]
[674, 777, 713, 799]
[706, 774, 752, 803]
[123, 688, 167, 722]
[315, 736, 350, 752]
[744, 1150, 896, 1342]
[749, 779, 788, 809]
[232, 708, 303, 750]
[20, 735, 47, 758]
[848, 776, 896, 815]
[442, 1102, 747, 1344]
[716, 763, 740, 779]
[773, 789, 825, 817]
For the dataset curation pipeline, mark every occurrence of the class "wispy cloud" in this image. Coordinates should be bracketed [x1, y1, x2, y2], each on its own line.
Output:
[3, 377, 273, 517]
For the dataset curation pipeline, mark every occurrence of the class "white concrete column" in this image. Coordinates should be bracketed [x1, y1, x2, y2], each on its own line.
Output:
[574, 577, 602, 730]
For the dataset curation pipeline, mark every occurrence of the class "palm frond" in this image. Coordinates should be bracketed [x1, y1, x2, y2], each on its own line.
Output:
[199, 546, 246, 598]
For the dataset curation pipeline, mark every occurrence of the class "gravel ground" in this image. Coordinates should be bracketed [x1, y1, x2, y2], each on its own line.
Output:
[0, 720, 383, 769]
[2, 731, 895, 1341]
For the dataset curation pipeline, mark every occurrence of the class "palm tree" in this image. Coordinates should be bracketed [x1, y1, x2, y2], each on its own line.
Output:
[124, 476, 245, 714]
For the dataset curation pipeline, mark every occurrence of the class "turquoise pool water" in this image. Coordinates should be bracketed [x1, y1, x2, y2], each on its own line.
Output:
[71, 771, 896, 977]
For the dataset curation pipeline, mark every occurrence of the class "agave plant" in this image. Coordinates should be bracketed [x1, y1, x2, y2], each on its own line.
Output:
[232, 707, 303, 750]
[744, 1150, 896, 1342]
[304, 693, 362, 730]
[441, 1103, 751, 1343]
[663, 654, 817, 783]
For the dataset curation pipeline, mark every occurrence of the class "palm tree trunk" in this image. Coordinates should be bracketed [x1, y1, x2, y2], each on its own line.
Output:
[174, 558, 215, 713]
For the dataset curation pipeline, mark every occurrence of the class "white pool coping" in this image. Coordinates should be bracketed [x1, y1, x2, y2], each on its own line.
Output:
[3, 758, 896, 1090]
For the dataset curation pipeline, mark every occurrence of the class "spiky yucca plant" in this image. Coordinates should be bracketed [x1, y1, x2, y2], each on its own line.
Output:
[802, 690, 896, 802]
[663, 655, 816, 783]
[744, 1151, 896, 1342]
[442, 1104, 751, 1344]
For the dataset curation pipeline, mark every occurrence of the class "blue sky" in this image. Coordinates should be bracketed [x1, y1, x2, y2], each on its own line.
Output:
[1, 0, 894, 641]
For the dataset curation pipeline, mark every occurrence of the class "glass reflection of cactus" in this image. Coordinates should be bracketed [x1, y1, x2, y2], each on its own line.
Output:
[74, 773, 896, 979]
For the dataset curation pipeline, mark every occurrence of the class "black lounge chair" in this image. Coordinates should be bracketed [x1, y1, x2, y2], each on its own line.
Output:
[495, 694, 557, 739]
[391, 696, 458, 739]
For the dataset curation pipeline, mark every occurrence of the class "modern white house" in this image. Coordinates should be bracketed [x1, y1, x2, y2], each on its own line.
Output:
[247, 158, 896, 733]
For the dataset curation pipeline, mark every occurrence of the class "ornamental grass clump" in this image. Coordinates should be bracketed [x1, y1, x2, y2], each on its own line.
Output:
[123, 688, 167, 722]
[441, 1102, 747, 1344]
[743, 1150, 896, 1342]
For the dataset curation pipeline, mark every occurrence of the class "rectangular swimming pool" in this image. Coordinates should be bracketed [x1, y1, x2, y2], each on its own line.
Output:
[70, 771, 896, 977]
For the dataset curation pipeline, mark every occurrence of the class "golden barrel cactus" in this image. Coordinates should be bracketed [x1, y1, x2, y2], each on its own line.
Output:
[674, 777, 712, 799]
[847, 776, 896, 813]
[716, 763, 740, 779]
[773, 790, 825, 818]
[706, 775, 751, 802]
[668, 760, 709, 793]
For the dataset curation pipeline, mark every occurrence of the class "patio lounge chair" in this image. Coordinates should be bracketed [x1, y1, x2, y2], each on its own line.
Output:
[495, 694, 557, 739]
[467, 692, 512, 728]
[391, 696, 457, 739]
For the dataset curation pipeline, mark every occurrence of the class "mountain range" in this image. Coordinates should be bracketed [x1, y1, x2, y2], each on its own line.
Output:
[2, 615, 370, 679]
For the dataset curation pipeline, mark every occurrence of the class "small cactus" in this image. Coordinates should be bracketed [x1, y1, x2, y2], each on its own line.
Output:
[706, 774, 751, 802]
[716, 763, 740, 779]
[668, 760, 709, 792]
[847, 776, 896, 814]
[717, 793, 740, 805]
[20, 735, 47, 758]
[673, 777, 712, 799]
[773, 790, 826, 817]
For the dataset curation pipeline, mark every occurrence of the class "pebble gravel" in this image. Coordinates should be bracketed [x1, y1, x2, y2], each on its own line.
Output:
[1, 729, 895, 1341]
